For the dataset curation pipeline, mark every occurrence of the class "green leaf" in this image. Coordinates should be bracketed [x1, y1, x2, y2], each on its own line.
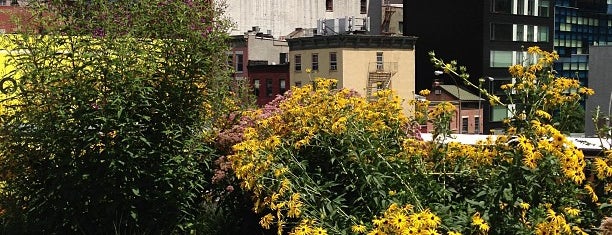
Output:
[132, 188, 140, 196]
[131, 211, 138, 221]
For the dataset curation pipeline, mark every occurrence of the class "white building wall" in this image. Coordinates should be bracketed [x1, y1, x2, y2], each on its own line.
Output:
[247, 35, 289, 64]
[225, 0, 379, 37]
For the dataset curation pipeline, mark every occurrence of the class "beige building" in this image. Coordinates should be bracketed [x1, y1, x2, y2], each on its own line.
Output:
[287, 34, 417, 114]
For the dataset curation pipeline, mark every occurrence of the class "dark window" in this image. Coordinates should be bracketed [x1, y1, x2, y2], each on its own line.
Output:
[312, 53, 319, 71]
[326, 0, 333, 11]
[493, 0, 511, 14]
[517, 0, 525, 15]
[539, 0, 550, 17]
[398, 21, 403, 34]
[279, 79, 287, 94]
[462, 117, 469, 133]
[294, 54, 301, 71]
[475, 117, 481, 134]
[280, 53, 288, 64]
[491, 23, 513, 41]
[266, 79, 273, 97]
[295, 81, 302, 87]
[528, 0, 535, 15]
[253, 79, 260, 97]
[360, 0, 367, 14]
[236, 53, 244, 72]
[329, 52, 337, 70]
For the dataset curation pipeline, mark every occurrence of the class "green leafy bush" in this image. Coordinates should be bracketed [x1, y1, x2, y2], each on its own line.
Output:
[0, 0, 235, 233]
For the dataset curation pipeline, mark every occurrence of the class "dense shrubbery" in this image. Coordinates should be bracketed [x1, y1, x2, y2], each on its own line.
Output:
[224, 48, 612, 235]
[1, 0, 610, 233]
[0, 0, 238, 233]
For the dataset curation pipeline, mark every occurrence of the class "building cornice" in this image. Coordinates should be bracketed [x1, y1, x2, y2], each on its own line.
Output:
[287, 35, 418, 51]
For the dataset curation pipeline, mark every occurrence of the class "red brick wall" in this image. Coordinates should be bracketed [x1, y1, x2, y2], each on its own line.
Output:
[248, 64, 290, 106]
[0, 6, 30, 33]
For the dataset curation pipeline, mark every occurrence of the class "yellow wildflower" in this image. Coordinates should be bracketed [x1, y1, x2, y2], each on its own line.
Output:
[471, 212, 490, 232]
[519, 202, 530, 210]
[390, 213, 409, 230]
[352, 224, 368, 233]
[564, 207, 580, 217]
[419, 89, 431, 96]
[585, 184, 598, 202]
[312, 227, 327, 235]
[535, 110, 552, 119]
[260, 213, 274, 229]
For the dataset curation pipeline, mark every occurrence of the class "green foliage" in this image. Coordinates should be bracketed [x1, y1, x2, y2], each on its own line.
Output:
[0, 0, 236, 233]
[226, 49, 609, 235]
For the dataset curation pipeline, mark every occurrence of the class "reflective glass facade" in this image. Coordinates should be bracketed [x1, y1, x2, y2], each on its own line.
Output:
[554, 0, 612, 85]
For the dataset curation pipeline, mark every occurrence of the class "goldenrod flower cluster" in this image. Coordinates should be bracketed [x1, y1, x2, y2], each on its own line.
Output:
[355, 203, 442, 235]
[534, 208, 588, 235]
[290, 219, 328, 235]
[506, 47, 592, 116]
[593, 151, 612, 180]
[230, 78, 410, 234]
[444, 141, 496, 167]
[506, 120, 586, 184]
[471, 212, 490, 233]
[428, 102, 455, 120]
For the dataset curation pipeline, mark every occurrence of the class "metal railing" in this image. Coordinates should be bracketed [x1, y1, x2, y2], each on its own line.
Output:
[368, 62, 398, 74]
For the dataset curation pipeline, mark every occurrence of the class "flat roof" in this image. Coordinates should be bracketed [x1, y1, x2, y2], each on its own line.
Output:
[420, 133, 608, 158]
[287, 34, 417, 51]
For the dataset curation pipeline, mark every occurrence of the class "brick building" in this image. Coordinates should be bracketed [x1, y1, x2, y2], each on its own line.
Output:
[248, 63, 290, 106]
[423, 83, 484, 134]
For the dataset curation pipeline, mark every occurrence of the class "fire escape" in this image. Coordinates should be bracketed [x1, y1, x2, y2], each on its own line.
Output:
[381, 0, 396, 35]
[366, 62, 398, 101]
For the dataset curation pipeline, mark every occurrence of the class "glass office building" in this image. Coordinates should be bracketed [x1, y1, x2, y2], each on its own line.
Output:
[554, 0, 612, 85]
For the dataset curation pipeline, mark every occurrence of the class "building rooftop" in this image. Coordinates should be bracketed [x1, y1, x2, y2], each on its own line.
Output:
[287, 34, 417, 50]
[438, 85, 484, 101]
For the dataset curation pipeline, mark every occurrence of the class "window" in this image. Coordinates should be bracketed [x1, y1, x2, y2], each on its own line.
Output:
[253, 79, 260, 97]
[312, 53, 319, 71]
[295, 81, 302, 87]
[280, 53, 288, 64]
[515, 24, 524, 41]
[527, 0, 535, 15]
[235, 52, 244, 72]
[474, 116, 480, 134]
[490, 50, 513, 67]
[526, 25, 534, 41]
[491, 106, 509, 122]
[376, 52, 383, 70]
[329, 52, 337, 70]
[266, 79, 273, 97]
[539, 0, 550, 17]
[538, 26, 549, 42]
[491, 23, 513, 41]
[398, 22, 403, 34]
[326, 0, 333, 11]
[462, 117, 469, 134]
[360, 0, 367, 14]
[493, 0, 511, 14]
[515, 0, 525, 15]
[279, 79, 287, 94]
[294, 54, 302, 71]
